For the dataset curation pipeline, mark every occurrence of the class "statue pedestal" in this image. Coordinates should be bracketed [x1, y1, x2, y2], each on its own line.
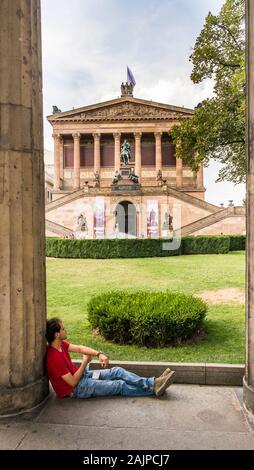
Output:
[162, 229, 173, 239]
[75, 231, 88, 240]
[111, 164, 140, 192]
[120, 165, 132, 178]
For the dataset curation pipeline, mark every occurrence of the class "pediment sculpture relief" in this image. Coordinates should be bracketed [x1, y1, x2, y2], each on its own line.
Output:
[59, 103, 187, 121]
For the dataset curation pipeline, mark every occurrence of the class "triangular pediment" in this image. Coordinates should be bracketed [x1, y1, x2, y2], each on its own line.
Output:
[47, 97, 193, 123]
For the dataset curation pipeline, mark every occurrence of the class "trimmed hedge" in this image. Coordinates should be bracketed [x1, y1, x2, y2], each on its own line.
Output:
[46, 235, 236, 259]
[46, 237, 182, 258]
[229, 235, 246, 251]
[87, 290, 207, 347]
[182, 235, 230, 255]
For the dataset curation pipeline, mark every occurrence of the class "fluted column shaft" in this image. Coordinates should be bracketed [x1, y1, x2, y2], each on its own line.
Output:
[155, 132, 162, 173]
[134, 132, 142, 180]
[196, 163, 204, 189]
[114, 133, 121, 171]
[0, 0, 48, 415]
[93, 133, 101, 173]
[176, 157, 183, 188]
[53, 133, 61, 190]
[73, 133, 81, 189]
[59, 136, 64, 182]
[244, 0, 254, 415]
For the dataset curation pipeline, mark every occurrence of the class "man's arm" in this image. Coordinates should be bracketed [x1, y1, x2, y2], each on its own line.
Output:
[61, 354, 91, 388]
[68, 343, 109, 368]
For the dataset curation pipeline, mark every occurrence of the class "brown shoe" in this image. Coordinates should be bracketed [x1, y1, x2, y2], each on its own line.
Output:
[154, 371, 175, 397]
[160, 368, 171, 378]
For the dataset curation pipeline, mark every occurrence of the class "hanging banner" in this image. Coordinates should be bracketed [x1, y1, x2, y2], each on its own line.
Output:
[93, 197, 105, 238]
[147, 200, 159, 238]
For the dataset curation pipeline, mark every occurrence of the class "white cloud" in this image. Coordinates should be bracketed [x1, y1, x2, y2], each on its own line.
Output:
[42, 0, 245, 206]
[138, 78, 214, 109]
[205, 162, 246, 207]
[41, 0, 225, 150]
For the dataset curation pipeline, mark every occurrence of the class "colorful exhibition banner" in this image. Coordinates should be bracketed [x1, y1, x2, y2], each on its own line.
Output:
[93, 197, 105, 238]
[147, 200, 159, 238]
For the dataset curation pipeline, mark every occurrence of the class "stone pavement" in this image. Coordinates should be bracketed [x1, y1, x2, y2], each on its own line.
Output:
[0, 384, 254, 450]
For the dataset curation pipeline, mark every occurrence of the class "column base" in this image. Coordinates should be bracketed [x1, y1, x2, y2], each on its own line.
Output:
[243, 376, 254, 414]
[0, 375, 49, 416]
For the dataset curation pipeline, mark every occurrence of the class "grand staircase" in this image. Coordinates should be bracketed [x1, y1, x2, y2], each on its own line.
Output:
[168, 187, 219, 213]
[174, 207, 232, 236]
[46, 186, 220, 214]
[45, 186, 242, 238]
[46, 219, 74, 237]
[45, 188, 85, 213]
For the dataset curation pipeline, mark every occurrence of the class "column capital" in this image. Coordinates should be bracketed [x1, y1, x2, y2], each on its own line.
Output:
[93, 132, 101, 139]
[72, 132, 81, 140]
[52, 133, 61, 141]
[134, 132, 142, 139]
[154, 132, 163, 139]
[113, 132, 121, 139]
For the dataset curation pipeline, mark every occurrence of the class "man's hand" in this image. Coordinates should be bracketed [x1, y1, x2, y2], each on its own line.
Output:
[99, 353, 109, 368]
[82, 354, 92, 365]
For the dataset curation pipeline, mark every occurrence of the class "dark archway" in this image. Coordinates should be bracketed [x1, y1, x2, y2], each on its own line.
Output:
[115, 201, 136, 236]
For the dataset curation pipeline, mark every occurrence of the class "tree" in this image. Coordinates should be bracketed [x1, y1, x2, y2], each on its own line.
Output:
[171, 0, 245, 184]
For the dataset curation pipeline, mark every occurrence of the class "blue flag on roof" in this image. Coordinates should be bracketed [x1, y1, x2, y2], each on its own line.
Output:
[127, 66, 136, 87]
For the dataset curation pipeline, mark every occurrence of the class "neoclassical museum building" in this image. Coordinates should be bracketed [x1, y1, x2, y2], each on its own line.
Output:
[45, 84, 245, 239]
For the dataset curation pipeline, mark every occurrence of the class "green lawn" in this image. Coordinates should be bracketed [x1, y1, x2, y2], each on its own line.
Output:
[46, 251, 245, 364]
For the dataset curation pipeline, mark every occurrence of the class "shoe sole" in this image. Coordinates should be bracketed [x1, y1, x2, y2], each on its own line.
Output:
[155, 371, 175, 397]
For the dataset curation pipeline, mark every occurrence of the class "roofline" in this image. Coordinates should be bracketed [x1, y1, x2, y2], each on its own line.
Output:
[47, 96, 194, 122]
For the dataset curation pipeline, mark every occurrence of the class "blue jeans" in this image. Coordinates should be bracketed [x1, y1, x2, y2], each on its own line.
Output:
[72, 366, 155, 399]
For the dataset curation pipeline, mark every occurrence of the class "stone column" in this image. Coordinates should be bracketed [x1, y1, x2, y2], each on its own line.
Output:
[134, 132, 142, 181]
[93, 133, 101, 173]
[155, 132, 162, 173]
[114, 132, 121, 171]
[176, 157, 183, 188]
[73, 133, 81, 189]
[53, 133, 61, 190]
[196, 163, 204, 189]
[59, 136, 64, 183]
[0, 0, 48, 415]
[244, 0, 254, 415]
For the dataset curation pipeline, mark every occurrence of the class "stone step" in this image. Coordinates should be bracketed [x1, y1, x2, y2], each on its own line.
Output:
[175, 208, 231, 236]
[45, 188, 84, 213]
[168, 187, 219, 213]
[46, 219, 74, 237]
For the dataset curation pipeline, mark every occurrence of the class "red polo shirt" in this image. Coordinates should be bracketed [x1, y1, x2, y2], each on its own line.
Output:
[46, 340, 78, 397]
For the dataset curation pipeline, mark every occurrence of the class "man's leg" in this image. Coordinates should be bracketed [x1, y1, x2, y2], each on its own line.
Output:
[99, 367, 154, 391]
[98, 366, 175, 398]
[73, 374, 154, 399]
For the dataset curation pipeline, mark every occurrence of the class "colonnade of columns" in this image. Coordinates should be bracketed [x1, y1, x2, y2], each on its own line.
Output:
[52, 131, 202, 191]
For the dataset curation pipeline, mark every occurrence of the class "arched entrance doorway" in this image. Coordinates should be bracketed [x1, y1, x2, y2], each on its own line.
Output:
[115, 201, 136, 236]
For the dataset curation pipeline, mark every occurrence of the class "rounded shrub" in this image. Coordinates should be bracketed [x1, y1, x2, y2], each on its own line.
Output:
[87, 290, 207, 347]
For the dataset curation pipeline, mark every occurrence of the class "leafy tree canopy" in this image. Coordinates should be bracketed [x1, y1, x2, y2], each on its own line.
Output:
[171, 0, 245, 184]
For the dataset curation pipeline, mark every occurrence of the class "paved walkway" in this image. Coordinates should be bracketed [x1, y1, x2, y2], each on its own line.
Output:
[1, 385, 254, 450]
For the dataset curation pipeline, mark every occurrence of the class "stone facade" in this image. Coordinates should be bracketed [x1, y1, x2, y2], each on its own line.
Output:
[46, 86, 245, 238]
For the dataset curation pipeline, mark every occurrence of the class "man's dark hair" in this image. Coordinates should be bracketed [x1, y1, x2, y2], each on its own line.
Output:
[46, 317, 62, 343]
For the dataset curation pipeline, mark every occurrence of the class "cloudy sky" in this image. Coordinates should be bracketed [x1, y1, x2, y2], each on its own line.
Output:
[41, 0, 246, 206]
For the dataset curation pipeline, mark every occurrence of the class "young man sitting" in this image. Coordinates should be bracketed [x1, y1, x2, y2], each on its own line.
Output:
[45, 317, 175, 399]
